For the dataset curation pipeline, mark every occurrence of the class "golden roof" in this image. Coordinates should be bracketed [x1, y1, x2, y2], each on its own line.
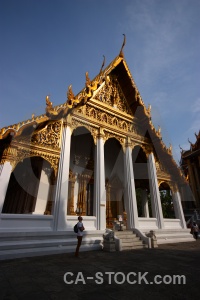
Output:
[0, 36, 173, 158]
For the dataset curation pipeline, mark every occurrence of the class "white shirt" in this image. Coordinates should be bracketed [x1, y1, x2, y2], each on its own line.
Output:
[77, 221, 84, 236]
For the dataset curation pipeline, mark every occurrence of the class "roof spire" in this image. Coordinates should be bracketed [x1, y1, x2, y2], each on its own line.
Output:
[99, 55, 105, 74]
[119, 34, 126, 58]
[179, 145, 183, 152]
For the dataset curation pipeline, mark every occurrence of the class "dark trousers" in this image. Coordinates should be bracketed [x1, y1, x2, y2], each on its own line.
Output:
[75, 236, 83, 256]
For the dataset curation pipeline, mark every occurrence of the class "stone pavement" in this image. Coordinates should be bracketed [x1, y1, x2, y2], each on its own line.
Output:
[0, 240, 200, 300]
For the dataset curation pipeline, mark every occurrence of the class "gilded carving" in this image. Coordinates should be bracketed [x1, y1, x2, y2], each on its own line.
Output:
[121, 121, 128, 131]
[158, 180, 177, 193]
[46, 96, 59, 117]
[142, 145, 153, 157]
[77, 172, 92, 216]
[0, 121, 62, 174]
[103, 130, 125, 150]
[68, 170, 76, 215]
[125, 137, 134, 149]
[112, 117, 118, 127]
[155, 161, 160, 171]
[71, 117, 98, 145]
[85, 105, 135, 135]
[95, 76, 132, 115]
[1, 146, 17, 167]
[31, 121, 61, 150]
[89, 108, 97, 119]
[101, 113, 108, 123]
[10, 147, 59, 173]
[169, 182, 178, 193]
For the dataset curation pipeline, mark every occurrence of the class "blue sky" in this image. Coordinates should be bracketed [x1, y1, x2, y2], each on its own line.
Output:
[0, 0, 200, 162]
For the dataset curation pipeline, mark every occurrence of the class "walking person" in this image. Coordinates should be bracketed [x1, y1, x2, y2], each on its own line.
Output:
[75, 216, 85, 257]
[192, 222, 199, 240]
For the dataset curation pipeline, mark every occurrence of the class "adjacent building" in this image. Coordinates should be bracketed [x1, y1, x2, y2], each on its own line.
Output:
[180, 131, 200, 217]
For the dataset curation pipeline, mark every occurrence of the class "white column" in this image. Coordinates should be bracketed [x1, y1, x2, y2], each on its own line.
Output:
[124, 144, 139, 229]
[0, 162, 12, 213]
[53, 124, 72, 231]
[33, 161, 50, 214]
[94, 131, 106, 230]
[172, 190, 187, 228]
[141, 189, 149, 218]
[147, 153, 164, 229]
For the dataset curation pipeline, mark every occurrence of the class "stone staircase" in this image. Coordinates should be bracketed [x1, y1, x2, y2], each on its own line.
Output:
[114, 230, 147, 251]
[0, 230, 104, 260]
[144, 229, 194, 245]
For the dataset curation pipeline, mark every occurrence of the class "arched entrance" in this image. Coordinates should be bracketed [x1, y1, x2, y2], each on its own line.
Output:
[159, 182, 175, 218]
[104, 138, 124, 227]
[68, 126, 95, 216]
[132, 146, 152, 218]
[2, 157, 54, 214]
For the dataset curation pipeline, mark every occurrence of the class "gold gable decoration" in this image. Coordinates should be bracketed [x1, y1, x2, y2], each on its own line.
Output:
[1, 121, 62, 174]
[1, 144, 59, 173]
[31, 121, 61, 150]
[94, 75, 132, 115]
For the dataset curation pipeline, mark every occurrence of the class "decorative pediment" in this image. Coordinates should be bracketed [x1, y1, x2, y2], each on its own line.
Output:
[31, 121, 61, 150]
[94, 76, 133, 115]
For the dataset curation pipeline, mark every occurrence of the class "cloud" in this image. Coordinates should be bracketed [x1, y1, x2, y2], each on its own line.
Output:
[125, 0, 197, 85]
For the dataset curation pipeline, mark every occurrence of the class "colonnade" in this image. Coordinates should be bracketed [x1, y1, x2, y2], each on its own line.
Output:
[51, 124, 186, 230]
[0, 123, 187, 230]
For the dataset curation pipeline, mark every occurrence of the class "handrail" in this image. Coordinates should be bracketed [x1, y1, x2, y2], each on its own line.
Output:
[186, 210, 200, 225]
[132, 228, 151, 248]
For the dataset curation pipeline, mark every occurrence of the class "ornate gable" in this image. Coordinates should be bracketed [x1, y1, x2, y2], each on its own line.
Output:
[94, 75, 133, 115]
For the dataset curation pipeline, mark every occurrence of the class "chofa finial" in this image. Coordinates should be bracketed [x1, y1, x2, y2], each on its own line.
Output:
[119, 34, 126, 57]
[99, 55, 105, 74]
[67, 85, 75, 101]
[179, 145, 183, 152]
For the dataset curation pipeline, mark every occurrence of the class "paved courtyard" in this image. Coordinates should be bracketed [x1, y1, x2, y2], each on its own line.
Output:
[0, 240, 200, 300]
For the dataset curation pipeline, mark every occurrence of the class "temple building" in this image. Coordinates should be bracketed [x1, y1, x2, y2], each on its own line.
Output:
[0, 42, 194, 259]
[180, 131, 200, 216]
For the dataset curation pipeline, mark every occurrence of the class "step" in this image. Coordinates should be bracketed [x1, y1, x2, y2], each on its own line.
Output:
[0, 243, 102, 261]
[122, 245, 146, 250]
[113, 230, 148, 251]
[121, 241, 144, 247]
[0, 231, 104, 260]
[143, 229, 195, 245]
[120, 236, 140, 241]
[157, 237, 195, 244]
[0, 237, 101, 251]
[115, 232, 134, 238]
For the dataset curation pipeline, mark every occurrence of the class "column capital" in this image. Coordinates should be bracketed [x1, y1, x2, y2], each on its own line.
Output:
[97, 127, 105, 140]
[125, 137, 133, 148]
[62, 115, 72, 129]
[143, 145, 153, 158]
